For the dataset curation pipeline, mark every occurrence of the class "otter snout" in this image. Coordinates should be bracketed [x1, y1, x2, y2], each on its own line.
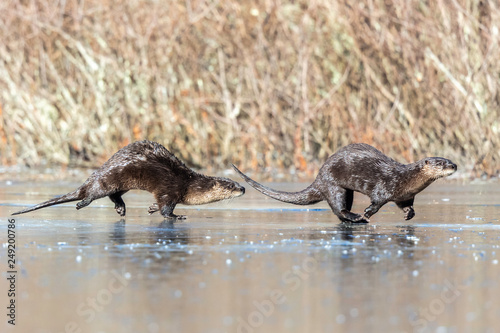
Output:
[443, 160, 457, 175]
[225, 180, 245, 197]
[233, 184, 245, 197]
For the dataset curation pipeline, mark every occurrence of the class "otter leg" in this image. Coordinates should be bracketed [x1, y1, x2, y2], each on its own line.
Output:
[159, 204, 186, 220]
[109, 191, 127, 216]
[76, 198, 93, 210]
[396, 198, 415, 220]
[154, 193, 186, 220]
[323, 187, 365, 223]
[362, 201, 387, 220]
[345, 189, 354, 211]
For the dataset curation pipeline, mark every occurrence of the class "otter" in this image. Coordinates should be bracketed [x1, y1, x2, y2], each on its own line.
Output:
[233, 143, 457, 223]
[12, 140, 245, 219]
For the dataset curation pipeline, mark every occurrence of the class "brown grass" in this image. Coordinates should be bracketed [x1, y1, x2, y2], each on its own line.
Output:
[0, 0, 498, 177]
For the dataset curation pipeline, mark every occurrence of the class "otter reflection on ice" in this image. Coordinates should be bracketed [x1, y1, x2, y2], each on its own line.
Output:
[234, 143, 457, 223]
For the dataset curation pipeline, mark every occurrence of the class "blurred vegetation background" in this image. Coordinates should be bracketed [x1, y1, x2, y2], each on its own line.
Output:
[0, 0, 498, 178]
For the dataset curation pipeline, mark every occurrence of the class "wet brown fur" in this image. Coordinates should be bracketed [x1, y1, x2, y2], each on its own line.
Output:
[233, 143, 457, 223]
[12, 141, 245, 219]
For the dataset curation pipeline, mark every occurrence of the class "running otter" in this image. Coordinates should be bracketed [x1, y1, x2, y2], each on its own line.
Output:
[233, 143, 457, 223]
[12, 140, 245, 219]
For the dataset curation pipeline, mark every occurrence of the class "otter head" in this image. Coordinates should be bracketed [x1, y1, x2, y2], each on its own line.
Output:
[183, 177, 245, 205]
[421, 157, 457, 180]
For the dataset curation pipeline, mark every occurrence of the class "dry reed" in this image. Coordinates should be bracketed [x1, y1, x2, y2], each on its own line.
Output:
[0, 0, 498, 178]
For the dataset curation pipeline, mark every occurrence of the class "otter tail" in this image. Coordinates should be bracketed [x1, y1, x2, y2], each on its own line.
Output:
[12, 189, 82, 216]
[231, 164, 322, 205]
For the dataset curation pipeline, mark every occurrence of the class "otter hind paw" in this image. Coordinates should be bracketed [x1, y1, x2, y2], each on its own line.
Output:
[76, 198, 92, 210]
[339, 211, 370, 223]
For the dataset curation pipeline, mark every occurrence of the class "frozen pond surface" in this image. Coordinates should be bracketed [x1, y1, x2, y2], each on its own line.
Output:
[1, 180, 499, 333]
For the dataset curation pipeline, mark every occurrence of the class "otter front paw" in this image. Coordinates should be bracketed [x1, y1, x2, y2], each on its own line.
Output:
[356, 214, 370, 223]
[403, 207, 415, 220]
[115, 205, 126, 216]
[148, 203, 159, 215]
